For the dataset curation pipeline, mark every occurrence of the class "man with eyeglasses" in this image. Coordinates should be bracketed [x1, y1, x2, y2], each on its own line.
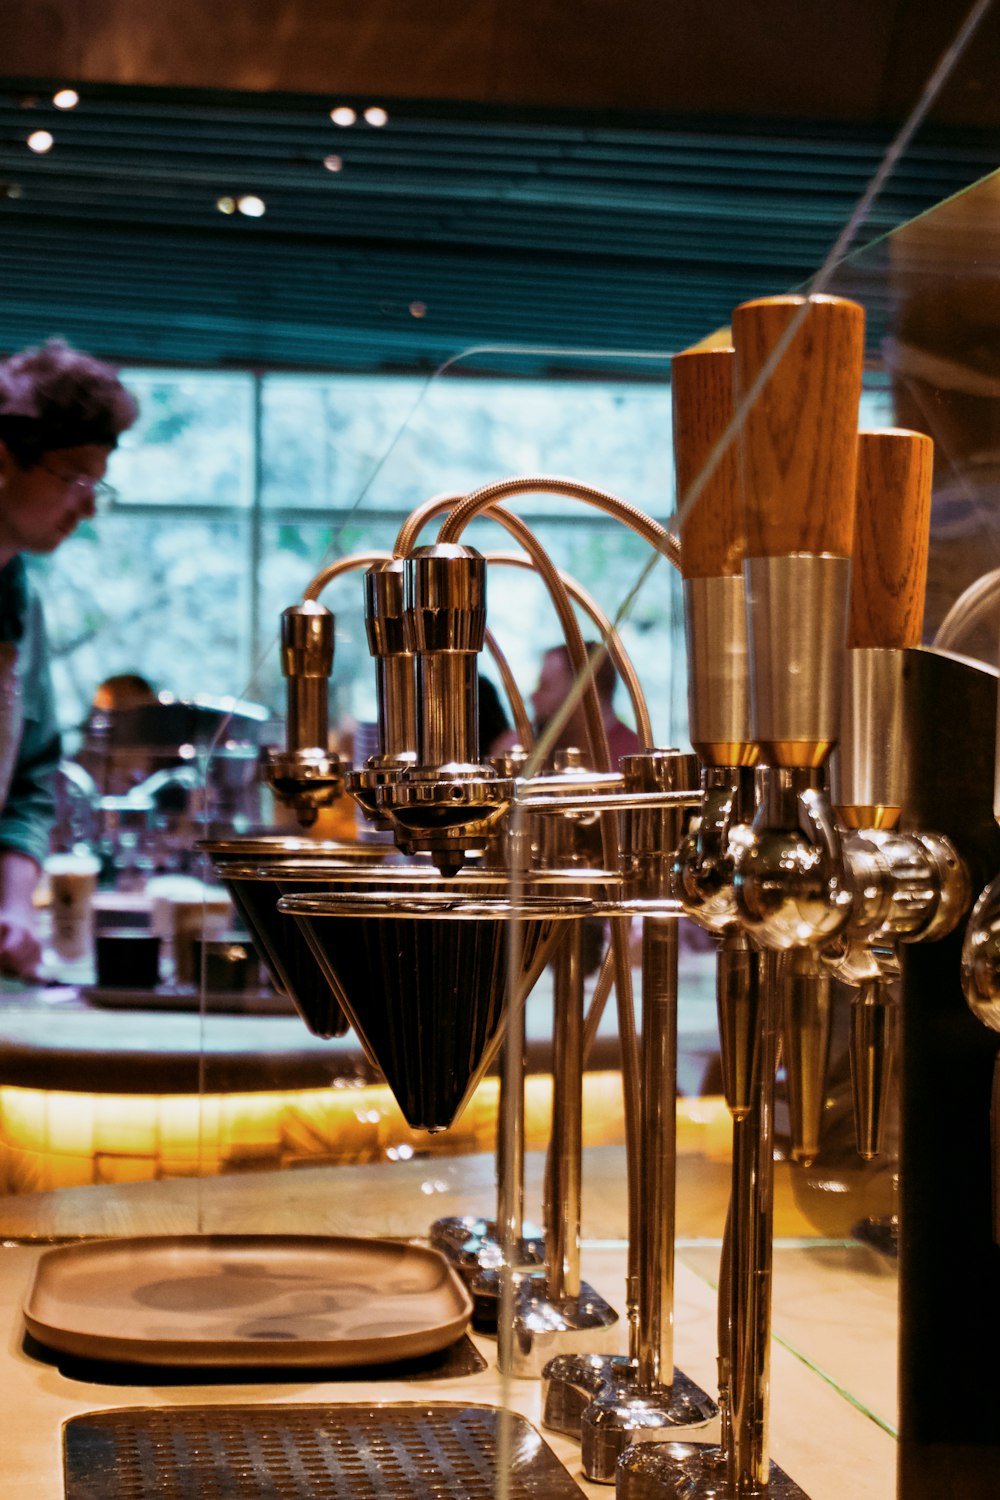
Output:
[0, 339, 137, 976]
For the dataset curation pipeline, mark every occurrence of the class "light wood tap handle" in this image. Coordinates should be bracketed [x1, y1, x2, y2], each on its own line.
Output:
[849, 429, 933, 649]
[733, 295, 866, 557]
[673, 347, 742, 579]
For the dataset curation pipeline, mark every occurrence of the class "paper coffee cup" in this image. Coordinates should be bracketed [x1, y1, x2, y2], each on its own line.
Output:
[46, 851, 101, 961]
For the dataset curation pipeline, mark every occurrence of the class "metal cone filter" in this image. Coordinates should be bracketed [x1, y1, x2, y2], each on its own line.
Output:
[198, 838, 395, 1040]
[278, 890, 589, 1132]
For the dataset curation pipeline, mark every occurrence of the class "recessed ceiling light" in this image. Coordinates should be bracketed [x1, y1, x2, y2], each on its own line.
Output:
[237, 194, 266, 217]
[26, 130, 54, 154]
[409, 301, 428, 319]
[216, 196, 237, 215]
[323, 154, 344, 172]
[330, 106, 357, 127]
[364, 106, 388, 127]
[52, 89, 79, 110]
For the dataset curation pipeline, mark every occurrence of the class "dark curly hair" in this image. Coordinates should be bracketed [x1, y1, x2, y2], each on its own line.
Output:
[0, 338, 138, 465]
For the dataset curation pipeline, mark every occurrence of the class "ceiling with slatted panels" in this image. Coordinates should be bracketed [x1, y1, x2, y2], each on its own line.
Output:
[0, 82, 997, 373]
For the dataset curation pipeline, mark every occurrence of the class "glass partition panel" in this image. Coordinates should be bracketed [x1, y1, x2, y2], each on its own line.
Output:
[6, 95, 1000, 1500]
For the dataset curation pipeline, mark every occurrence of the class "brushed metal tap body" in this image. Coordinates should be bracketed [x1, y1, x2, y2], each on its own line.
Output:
[264, 600, 345, 825]
[744, 555, 850, 769]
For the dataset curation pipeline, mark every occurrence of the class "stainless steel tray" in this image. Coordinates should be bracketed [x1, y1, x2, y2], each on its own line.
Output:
[25, 1235, 473, 1367]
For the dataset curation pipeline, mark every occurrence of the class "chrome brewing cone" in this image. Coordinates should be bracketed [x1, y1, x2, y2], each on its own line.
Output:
[278, 890, 590, 1132]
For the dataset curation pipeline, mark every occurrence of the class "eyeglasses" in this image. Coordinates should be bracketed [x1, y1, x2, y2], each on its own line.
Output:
[37, 461, 119, 508]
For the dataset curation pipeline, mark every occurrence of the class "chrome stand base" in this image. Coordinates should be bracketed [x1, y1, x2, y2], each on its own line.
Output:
[429, 1215, 545, 1278]
[501, 1272, 621, 1378]
[581, 1376, 720, 1484]
[542, 1353, 634, 1437]
[616, 1441, 810, 1498]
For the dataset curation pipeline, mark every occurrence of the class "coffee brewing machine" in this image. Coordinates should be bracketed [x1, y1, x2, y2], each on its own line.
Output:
[203, 290, 1000, 1498]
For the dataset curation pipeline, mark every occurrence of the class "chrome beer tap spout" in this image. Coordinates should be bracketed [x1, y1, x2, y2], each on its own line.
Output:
[734, 768, 852, 956]
[673, 767, 755, 936]
[264, 600, 345, 826]
[373, 544, 513, 875]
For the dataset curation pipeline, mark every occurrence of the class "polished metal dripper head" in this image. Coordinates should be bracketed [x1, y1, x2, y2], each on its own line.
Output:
[347, 560, 418, 828]
[372, 546, 513, 874]
[849, 975, 897, 1161]
[278, 887, 586, 1131]
[265, 601, 345, 826]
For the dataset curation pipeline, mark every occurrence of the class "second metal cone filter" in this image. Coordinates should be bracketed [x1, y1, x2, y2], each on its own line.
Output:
[199, 838, 396, 1040]
[280, 891, 586, 1132]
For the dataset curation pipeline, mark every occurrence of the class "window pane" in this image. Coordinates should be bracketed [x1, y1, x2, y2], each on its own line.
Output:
[108, 371, 255, 507]
[36, 513, 253, 733]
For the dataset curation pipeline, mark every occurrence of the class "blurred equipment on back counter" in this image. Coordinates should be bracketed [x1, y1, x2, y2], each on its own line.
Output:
[68, 692, 276, 877]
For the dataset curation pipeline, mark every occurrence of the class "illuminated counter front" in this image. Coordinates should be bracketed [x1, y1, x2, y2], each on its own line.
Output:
[0, 995, 656, 1197]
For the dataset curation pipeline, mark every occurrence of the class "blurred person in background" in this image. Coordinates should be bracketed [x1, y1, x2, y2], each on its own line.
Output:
[0, 339, 137, 975]
[490, 641, 642, 766]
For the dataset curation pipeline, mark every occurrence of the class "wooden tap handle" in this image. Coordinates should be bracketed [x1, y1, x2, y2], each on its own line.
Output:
[849, 428, 933, 649]
[673, 347, 743, 578]
[733, 295, 866, 557]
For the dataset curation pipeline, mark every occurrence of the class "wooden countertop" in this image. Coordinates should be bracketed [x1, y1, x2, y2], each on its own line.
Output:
[0, 1149, 897, 1499]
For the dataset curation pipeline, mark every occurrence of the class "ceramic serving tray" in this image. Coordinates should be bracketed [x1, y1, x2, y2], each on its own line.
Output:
[24, 1234, 473, 1367]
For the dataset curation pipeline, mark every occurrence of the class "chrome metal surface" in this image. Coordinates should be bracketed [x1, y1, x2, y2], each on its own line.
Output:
[64, 1403, 588, 1499]
[581, 1377, 718, 1484]
[684, 576, 754, 766]
[549, 922, 585, 1302]
[636, 917, 680, 1390]
[672, 767, 755, 934]
[734, 773, 851, 951]
[744, 554, 851, 766]
[378, 655, 418, 761]
[376, 767, 515, 871]
[850, 977, 897, 1160]
[266, 597, 342, 822]
[503, 1272, 621, 1379]
[616, 1440, 810, 1498]
[364, 557, 408, 658]
[619, 752, 699, 901]
[780, 950, 832, 1166]
[832, 647, 906, 824]
[279, 599, 335, 692]
[429, 1215, 544, 1283]
[403, 543, 487, 654]
[716, 929, 760, 1120]
[727, 948, 783, 1496]
[417, 654, 480, 768]
[850, 829, 970, 946]
[542, 1353, 634, 1438]
[962, 873, 1000, 1031]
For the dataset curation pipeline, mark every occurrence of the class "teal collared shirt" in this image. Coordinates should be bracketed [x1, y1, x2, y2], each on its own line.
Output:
[0, 556, 60, 866]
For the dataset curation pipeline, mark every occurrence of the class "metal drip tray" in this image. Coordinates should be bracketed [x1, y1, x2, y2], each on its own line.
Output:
[63, 1402, 588, 1499]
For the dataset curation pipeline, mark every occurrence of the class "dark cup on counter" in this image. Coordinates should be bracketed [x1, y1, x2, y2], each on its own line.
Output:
[190, 935, 260, 994]
[95, 930, 162, 989]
